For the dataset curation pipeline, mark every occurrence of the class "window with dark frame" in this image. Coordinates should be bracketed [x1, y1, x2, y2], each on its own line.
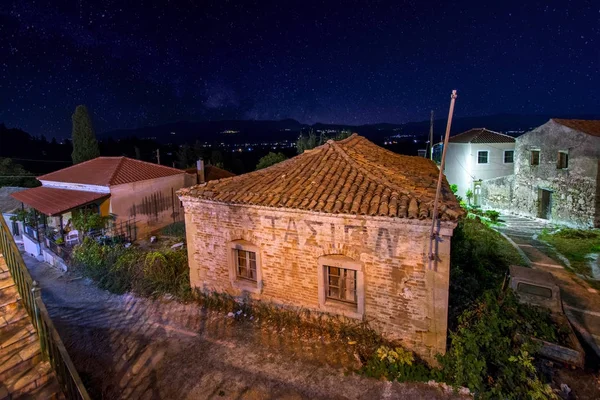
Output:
[234, 249, 257, 281]
[557, 151, 569, 169]
[504, 150, 514, 163]
[325, 266, 357, 304]
[477, 151, 488, 164]
[530, 150, 540, 166]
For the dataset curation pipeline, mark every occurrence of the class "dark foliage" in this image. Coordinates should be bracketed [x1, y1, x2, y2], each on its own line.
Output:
[71, 105, 100, 164]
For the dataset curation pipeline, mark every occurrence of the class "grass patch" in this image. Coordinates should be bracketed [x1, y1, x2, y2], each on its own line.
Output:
[539, 228, 600, 277]
[448, 218, 525, 325]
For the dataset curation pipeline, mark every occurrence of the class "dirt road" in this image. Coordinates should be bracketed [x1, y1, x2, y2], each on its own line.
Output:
[22, 252, 464, 400]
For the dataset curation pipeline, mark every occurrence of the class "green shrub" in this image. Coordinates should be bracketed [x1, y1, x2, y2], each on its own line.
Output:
[484, 210, 500, 223]
[72, 209, 110, 232]
[361, 346, 434, 382]
[160, 221, 186, 238]
[360, 290, 558, 399]
[448, 218, 524, 324]
[136, 249, 191, 298]
[71, 238, 191, 298]
[437, 290, 556, 399]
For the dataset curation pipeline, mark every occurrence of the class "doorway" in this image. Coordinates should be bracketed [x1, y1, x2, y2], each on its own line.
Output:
[538, 189, 552, 219]
[473, 180, 482, 207]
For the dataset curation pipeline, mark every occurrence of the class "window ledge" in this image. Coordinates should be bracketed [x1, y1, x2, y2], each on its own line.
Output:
[231, 279, 262, 294]
[321, 300, 363, 320]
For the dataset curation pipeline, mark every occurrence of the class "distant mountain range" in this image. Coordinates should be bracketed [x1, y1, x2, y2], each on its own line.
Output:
[101, 113, 600, 144]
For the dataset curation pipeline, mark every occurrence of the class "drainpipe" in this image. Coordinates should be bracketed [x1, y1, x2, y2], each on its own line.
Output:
[428, 90, 458, 270]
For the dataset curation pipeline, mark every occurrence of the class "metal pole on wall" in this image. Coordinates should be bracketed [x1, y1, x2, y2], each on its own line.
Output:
[429, 110, 434, 160]
[428, 90, 458, 270]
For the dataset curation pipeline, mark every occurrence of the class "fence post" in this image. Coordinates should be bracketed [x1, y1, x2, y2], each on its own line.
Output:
[31, 281, 47, 357]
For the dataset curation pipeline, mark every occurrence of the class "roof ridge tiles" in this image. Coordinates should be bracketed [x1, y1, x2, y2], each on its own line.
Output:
[329, 136, 409, 198]
[108, 156, 127, 185]
[178, 134, 462, 221]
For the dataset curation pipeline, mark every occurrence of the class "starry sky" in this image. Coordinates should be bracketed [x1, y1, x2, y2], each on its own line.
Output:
[1, 0, 598, 138]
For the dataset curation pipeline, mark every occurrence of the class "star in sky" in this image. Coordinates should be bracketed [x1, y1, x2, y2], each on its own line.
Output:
[0, 0, 598, 138]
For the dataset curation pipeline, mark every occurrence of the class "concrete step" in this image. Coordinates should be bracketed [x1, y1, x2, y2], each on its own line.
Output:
[1, 361, 54, 399]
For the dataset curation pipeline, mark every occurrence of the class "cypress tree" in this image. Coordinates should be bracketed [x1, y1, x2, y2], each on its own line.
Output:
[71, 105, 100, 164]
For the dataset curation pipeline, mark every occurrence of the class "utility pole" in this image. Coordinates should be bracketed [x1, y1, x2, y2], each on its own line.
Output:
[428, 90, 458, 270]
[156, 149, 161, 165]
[429, 110, 434, 160]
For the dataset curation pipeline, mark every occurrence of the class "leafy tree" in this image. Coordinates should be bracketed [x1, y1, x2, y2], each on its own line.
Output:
[0, 158, 40, 188]
[256, 152, 287, 170]
[210, 150, 224, 168]
[71, 105, 100, 164]
[296, 129, 351, 154]
[176, 144, 195, 168]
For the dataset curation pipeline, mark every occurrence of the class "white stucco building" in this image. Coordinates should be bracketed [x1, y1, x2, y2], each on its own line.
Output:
[443, 128, 516, 205]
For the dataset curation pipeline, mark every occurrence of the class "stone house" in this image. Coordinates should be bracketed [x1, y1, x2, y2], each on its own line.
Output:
[178, 134, 462, 362]
[482, 119, 600, 227]
[443, 128, 516, 204]
[12, 157, 197, 248]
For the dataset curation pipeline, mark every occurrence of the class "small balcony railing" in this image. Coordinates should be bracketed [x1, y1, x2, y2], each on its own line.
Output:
[24, 224, 39, 240]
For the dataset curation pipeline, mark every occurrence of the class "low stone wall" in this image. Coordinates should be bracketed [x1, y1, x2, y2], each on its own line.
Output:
[480, 175, 514, 213]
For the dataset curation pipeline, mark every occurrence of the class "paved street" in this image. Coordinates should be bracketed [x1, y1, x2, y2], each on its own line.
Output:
[497, 215, 600, 358]
[21, 252, 466, 400]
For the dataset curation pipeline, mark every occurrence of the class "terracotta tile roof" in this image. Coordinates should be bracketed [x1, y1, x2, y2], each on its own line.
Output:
[179, 134, 462, 221]
[449, 128, 515, 143]
[37, 157, 186, 186]
[205, 165, 236, 181]
[184, 165, 236, 183]
[552, 119, 600, 138]
[11, 187, 109, 216]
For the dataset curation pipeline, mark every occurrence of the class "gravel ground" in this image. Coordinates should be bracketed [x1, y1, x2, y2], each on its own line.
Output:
[22, 252, 468, 400]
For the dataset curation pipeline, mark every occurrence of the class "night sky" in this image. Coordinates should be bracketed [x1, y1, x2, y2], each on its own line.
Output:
[1, 0, 598, 138]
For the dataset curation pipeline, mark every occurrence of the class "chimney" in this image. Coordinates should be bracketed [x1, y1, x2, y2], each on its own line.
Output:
[196, 158, 205, 184]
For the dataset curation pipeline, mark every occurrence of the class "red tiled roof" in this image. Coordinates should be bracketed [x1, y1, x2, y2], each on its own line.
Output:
[449, 128, 515, 143]
[38, 157, 186, 186]
[552, 119, 600, 138]
[179, 134, 462, 221]
[11, 187, 109, 216]
[184, 165, 236, 182]
[205, 165, 236, 181]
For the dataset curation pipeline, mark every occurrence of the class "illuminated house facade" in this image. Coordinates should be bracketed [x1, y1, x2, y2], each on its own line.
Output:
[443, 128, 516, 205]
[482, 119, 600, 227]
[179, 134, 462, 362]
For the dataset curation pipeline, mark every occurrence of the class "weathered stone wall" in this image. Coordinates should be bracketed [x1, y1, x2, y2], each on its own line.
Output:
[481, 175, 514, 212]
[512, 120, 600, 227]
[180, 198, 456, 362]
